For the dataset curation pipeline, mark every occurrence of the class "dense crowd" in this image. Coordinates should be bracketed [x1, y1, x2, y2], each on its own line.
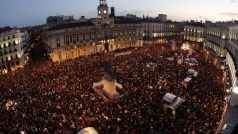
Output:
[0, 44, 225, 133]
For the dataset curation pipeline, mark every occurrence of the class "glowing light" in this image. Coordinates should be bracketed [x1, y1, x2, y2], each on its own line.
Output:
[7, 56, 11, 61]
[233, 87, 238, 94]
[222, 35, 226, 39]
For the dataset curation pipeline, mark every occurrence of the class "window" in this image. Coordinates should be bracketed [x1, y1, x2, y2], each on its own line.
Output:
[8, 36, 10, 40]
[64, 37, 70, 45]
[13, 41, 16, 45]
[57, 41, 61, 47]
[16, 60, 20, 66]
[3, 38, 5, 41]
[73, 36, 76, 43]
[70, 36, 73, 43]
[12, 35, 15, 38]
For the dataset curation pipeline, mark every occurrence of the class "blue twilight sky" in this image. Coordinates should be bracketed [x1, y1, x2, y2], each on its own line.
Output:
[0, 0, 238, 27]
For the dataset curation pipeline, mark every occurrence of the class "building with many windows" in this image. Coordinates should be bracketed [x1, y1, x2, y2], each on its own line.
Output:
[142, 20, 181, 41]
[204, 25, 229, 57]
[0, 29, 29, 74]
[183, 23, 206, 43]
[226, 26, 238, 106]
[45, 0, 143, 62]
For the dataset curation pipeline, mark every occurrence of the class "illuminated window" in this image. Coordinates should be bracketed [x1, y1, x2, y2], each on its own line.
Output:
[104, 10, 107, 14]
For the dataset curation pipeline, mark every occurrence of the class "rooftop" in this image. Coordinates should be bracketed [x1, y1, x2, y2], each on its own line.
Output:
[46, 21, 95, 31]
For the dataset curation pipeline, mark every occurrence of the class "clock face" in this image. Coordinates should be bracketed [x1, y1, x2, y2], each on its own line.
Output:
[104, 10, 107, 14]
[98, 11, 101, 15]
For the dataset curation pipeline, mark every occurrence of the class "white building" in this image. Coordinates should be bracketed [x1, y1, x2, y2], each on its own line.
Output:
[226, 26, 238, 106]
[204, 25, 229, 57]
[0, 29, 29, 74]
[143, 20, 181, 40]
[184, 23, 206, 43]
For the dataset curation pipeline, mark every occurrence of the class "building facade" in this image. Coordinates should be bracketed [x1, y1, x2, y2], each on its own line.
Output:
[204, 25, 229, 57]
[157, 14, 167, 23]
[142, 20, 181, 41]
[184, 23, 206, 43]
[0, 29, 29, 74]
[45, 0, 143, 62]
[227, 26, 238, 71]
[226, 26, 238, 106]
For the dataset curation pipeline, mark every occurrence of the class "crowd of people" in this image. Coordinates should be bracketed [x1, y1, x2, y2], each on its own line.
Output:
[0, 43, 226, 133]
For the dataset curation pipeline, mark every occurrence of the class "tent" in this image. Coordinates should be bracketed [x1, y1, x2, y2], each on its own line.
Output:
[182, 77, 192, 88]
[184, 77, 192, 83]
[163, 93, 177, 103]
[168, 97, 185, 110]
[77, 127, 99, 134]
[163, 93, 185, 110]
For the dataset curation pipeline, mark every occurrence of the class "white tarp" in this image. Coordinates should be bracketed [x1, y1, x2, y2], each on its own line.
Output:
[194, 72, 198, 77]
[184, 77, 192, 83]
[168, 97, 185, 110]
[77, 127, 99, 134]
[188, 69, 198, 77]
[163, 93, 177, 103]
[163, 93, 185, 110]
[188, 69, 196, 74]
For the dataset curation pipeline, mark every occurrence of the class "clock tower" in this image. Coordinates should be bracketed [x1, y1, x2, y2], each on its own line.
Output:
[97, 0, 113, 27]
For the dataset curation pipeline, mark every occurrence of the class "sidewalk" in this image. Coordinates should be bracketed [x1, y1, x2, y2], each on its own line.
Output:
[221, 106, 238, 134]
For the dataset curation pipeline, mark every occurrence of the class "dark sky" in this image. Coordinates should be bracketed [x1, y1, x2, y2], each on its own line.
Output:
[0, 0, 238, 27]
